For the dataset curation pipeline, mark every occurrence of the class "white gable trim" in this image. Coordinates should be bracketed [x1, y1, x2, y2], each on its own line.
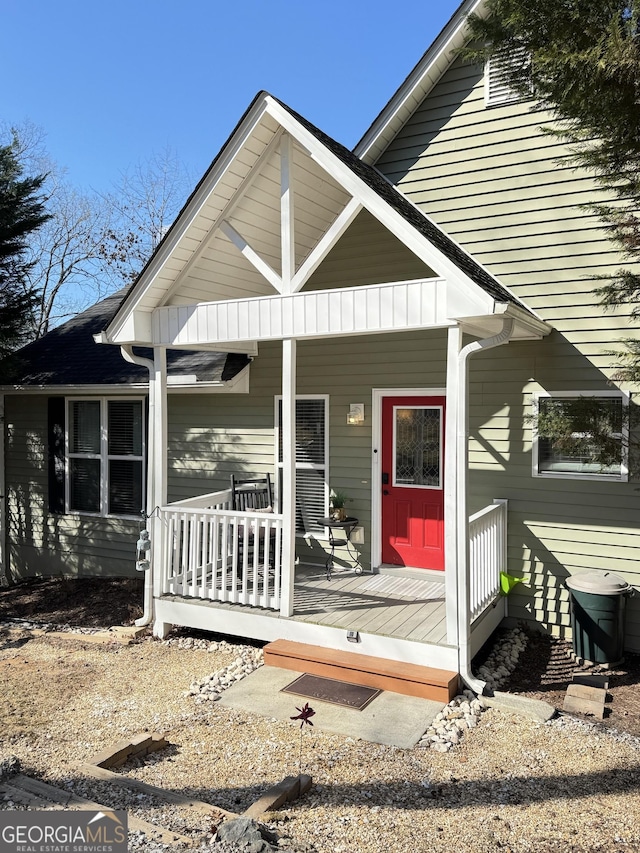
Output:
[264, 97, 495, 314]
[105, 85, 524, 348]
[291, 197, 362, 293]
[149, 278, 495, 348]
[106, 97, 274, 343]
[354, 0, 485, 165]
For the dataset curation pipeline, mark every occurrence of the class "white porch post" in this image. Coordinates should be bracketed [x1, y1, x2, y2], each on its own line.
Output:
[280, 132, 295, 293]
[280, 338, 297, 616]
[151, 346, 168, 635]
[457, 318, 514, 692]
[444, 326, 462, 645]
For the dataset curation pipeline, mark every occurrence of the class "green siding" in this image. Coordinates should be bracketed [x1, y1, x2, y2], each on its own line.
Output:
[304, 209, 434, 290]
[4, 395, 139, 581]
[375, 57, 640, 650]
[166, 333, 448, 570]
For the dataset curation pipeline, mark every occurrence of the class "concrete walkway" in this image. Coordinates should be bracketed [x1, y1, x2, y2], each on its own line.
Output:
[219, 665, 444, 749]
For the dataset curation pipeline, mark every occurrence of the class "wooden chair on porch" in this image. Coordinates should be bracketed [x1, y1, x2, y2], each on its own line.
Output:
[230, 474, 273, 512]
[230, 474, 275, 577]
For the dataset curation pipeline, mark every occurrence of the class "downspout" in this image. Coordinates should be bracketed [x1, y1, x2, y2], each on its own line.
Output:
[120, 345, 155, 627]
[457, 316, 515, 695]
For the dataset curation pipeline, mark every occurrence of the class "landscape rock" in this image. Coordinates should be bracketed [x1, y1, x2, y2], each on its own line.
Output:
[216, 817, 280, 852]
[479, 691, 556, 723]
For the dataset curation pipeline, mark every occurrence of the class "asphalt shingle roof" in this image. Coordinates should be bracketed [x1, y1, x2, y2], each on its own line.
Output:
[1, 288, 249, 387]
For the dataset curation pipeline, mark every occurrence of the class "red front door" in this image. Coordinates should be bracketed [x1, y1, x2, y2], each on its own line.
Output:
[381, 396, 445, 570]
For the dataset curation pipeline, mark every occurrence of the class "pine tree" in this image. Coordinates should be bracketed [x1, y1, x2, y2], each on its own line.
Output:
[465, 0, 640, 381]
[0, 137, 50, 359]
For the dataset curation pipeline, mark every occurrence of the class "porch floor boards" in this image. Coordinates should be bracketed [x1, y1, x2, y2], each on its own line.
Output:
[291, 566, 446, 644]
[170, 565, 447, 645]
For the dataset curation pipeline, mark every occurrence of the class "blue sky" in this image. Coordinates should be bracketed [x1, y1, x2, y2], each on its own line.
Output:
[3, 0, 461, 193]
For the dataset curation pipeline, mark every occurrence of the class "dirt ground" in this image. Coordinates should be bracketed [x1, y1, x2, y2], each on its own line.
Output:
[502, 627, 640, 738]
[1, 576, 639, 738]
[0, 576, 144, 628]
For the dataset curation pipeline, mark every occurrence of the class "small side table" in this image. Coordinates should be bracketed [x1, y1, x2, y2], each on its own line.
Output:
[318, 516, 362, 580]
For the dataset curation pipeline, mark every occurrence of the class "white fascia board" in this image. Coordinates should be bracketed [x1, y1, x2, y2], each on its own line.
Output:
[355, 0, 486, 164]
[0, 369, 251, 397]
[110, 310, 153, 345]
[496, 301, 551, 337]
[104, 97, 273, 345]
[164, 341, 259, 356]
[0, 384, 149, 395]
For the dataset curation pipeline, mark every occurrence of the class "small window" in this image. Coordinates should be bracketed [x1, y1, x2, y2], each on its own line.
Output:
[533, 393, 628, 481]
[276, 396, 329, 535]
[67, 398, 145, 516]
[485, 46, 532, 107]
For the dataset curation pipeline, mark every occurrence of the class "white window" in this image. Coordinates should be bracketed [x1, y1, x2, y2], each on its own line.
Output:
[533, 392, 628, 481]
[485, 46, 532, 107]
[276, 396, 329, 535]
[67, 398, 145, 516]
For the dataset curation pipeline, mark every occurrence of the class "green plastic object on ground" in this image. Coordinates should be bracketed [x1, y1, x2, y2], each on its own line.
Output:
[566, 571, 632, 665]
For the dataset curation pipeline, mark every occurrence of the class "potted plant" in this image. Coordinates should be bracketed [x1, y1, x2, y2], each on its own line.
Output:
[330, 489, 350, 522]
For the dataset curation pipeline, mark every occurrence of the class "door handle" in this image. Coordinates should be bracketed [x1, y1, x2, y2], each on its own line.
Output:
[383, 489, 389, 495]
[382, 472, 389, 485]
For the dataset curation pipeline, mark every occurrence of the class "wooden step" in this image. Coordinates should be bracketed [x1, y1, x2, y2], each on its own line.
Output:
[263, 639, 459, 703]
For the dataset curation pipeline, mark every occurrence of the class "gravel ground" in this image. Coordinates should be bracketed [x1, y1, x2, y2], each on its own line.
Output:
[0, 623, 639, 853]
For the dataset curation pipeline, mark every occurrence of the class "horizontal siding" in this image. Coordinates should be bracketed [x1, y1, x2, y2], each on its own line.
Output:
[375, 62, 640, 651]
[305, 209, 434, 289]
[464, 340, 640, 649]
[4, 395, 139, 581]
[167, 333, 448, 569]
[377, 57, 637, 338]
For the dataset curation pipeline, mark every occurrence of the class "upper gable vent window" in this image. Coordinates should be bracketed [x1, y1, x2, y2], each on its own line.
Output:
[485, 46, 532, 107]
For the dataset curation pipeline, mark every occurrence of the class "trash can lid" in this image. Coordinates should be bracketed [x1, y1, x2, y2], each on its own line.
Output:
[566, 570, 631, 595]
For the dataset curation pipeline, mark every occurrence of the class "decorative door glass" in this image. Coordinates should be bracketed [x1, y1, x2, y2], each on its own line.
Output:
[393, 406, 442, 488]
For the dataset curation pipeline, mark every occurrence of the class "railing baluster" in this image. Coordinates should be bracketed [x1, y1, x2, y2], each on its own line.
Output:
[469, 500, 508, 621]
[157, 503, 284, 612]
[220, 517, 229, 603]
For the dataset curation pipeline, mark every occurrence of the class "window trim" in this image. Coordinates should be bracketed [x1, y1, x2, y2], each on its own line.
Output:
[65, 396, 146, 518]
[275, 394, 329, 537]
[532, 391, 629, 482]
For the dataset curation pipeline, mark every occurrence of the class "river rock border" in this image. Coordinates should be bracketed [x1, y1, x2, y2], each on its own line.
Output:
[161, 635, 266, 701]
[418, 626, 528, 751]
[176, 627, 529, 752]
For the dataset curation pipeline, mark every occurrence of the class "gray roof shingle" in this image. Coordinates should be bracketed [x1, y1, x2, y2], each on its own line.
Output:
[1, 288, 249, 387]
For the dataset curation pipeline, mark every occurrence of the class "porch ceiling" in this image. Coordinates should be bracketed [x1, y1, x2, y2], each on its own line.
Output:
[104, 91, 549, 349]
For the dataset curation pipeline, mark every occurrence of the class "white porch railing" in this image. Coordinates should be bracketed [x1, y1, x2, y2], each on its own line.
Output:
[159, 490, 283, 610]
[468, 499, 508, 621]
[158, 491, 507, 622]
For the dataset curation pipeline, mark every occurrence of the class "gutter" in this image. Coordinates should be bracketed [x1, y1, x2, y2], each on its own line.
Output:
[457, 317, 515, 695]
[119, 345, 155, 628]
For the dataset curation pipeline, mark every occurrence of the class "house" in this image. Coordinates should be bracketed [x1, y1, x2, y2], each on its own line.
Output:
[0, 288, 250, 581]
[3, 0, 638, 694]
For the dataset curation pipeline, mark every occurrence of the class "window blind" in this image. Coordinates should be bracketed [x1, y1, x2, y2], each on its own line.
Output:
[277, 397, 328, 535]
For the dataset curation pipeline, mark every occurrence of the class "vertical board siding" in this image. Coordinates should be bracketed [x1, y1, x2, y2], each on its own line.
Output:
[375, 57, 640, 649]
[5, 395, 139, 581]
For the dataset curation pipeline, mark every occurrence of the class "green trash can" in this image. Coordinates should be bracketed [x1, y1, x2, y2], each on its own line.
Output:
[566, 571, 632, 666]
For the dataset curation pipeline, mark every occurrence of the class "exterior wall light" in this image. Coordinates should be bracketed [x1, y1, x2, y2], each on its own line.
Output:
[347, 403, 365, 425]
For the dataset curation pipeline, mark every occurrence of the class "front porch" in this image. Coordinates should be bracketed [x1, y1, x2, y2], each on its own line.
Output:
[102, 96, 550, 689]
[150, 490, 508, 673]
